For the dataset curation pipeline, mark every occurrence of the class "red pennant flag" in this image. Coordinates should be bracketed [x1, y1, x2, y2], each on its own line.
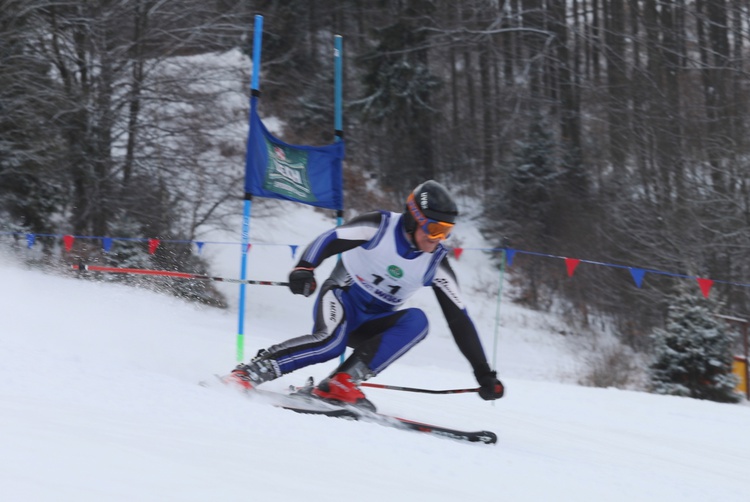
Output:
[148, 238, 160, 255]
[453, 247, 463, 260]
[564, 258, 581, 277]
[63, 234, 75, 252]
[246, 243, 252, 253]
[696, 277, 714, 298]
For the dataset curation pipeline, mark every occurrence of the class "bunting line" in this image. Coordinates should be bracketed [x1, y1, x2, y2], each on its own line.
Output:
[2, 231, 749, 298]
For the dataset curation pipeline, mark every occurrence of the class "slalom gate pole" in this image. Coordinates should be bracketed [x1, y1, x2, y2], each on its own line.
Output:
[334, 34, 347, 366]
[72, 264, 288, 287]
[360, 383, 479, 395]
[334, 35, 343, 142]
[492, 250, 506, 370]
[490, 249, 506, 407]
[236, 14, 265, 362]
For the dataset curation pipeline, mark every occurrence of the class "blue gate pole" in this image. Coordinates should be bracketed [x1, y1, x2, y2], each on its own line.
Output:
[334, 35, 347, 364]
[334, 35, 343, 145]
[237, 14, 264, 362]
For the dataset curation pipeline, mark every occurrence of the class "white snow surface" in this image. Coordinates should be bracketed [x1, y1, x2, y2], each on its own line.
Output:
[2, 202, 749, 501]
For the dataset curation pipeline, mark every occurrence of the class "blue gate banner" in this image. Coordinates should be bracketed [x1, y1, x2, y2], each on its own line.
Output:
[244, 97, 344, 210]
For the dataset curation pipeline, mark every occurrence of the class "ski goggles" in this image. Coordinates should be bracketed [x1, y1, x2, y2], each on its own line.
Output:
[406, 193, 455, 240]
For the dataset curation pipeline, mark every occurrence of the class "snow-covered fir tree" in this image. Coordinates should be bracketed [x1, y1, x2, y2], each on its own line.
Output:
[649, 291, 741, 403]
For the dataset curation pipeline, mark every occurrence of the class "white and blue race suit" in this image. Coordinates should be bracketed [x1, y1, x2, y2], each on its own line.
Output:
[263, 211, 493, 378]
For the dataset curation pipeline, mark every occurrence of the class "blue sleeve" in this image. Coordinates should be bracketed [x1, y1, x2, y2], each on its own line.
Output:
[297, 211, 384, 268]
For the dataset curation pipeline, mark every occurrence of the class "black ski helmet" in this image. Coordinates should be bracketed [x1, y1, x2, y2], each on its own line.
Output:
[403, 180, 459, 235]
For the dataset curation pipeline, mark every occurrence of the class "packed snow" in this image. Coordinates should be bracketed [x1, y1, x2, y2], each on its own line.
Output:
[2, 201, 749, 501]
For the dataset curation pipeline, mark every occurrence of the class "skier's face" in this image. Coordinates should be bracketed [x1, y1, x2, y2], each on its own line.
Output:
[414, 226, 441, 253]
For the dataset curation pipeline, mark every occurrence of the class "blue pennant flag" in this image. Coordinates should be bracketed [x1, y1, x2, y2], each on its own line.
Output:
[629, 267, 646, 288]
[244, 97, 344, 210]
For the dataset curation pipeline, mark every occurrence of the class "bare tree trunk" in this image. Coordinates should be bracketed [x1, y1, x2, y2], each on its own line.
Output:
[604, 0, 628, 170]
[550, 1, 580, 152]
[124, 0, 148, 188]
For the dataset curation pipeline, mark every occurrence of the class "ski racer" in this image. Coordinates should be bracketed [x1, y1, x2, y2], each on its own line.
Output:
[225, 180, 505, 408]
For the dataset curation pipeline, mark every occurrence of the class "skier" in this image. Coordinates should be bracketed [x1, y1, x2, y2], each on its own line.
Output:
[225, 180, 504, 408]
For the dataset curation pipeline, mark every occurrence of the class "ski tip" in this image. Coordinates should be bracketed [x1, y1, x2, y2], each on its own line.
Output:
[477, 431, 498, 444]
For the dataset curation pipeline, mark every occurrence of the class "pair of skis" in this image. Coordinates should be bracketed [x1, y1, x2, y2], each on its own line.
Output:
[203, 377, 497, 445]
[280, 397, 497, 444]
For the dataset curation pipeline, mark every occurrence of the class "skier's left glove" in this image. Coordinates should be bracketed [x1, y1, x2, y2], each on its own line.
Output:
[475, 369, 504, 400]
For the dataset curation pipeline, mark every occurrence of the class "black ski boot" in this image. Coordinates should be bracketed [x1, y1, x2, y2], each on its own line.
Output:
[224, 350, 281, 390]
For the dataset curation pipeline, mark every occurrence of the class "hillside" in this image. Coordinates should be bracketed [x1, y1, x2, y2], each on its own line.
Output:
[2, 203, 749, 501]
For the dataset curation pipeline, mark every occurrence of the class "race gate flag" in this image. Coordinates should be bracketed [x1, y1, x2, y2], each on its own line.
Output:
[244, 96, 344, 211]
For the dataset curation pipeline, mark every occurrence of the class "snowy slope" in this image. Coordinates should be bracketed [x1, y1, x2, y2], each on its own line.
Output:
[2, 202, 750, 501]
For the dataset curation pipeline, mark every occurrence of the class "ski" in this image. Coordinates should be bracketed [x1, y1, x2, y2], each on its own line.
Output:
[201, 375, 497, 444]
[281, 403, 497, 444]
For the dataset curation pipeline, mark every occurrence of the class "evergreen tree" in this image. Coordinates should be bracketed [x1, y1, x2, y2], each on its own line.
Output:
[0, 3, 65, 237]
[649, 291, 740, 403]
[483, 112, 561, 309]
[502, 111, 560, 250]
[357, 7, 441, 189]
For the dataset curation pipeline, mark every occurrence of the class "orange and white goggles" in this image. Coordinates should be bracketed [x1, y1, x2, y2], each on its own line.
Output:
[406, 193, 455, 240]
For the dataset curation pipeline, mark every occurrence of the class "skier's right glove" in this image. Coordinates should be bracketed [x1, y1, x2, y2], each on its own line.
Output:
[289, 266, 316, 297]
[475, 369, 505, 400]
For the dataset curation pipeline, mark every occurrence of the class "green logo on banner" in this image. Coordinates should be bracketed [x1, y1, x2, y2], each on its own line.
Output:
[387, 265, 403, 279]
[263, 141, 317, 203]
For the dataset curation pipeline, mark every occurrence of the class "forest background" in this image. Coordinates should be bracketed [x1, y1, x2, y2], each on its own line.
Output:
[1, 0, 749, 376]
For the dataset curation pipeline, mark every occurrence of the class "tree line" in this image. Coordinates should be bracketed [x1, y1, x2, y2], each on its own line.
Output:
[2, 0, 749, 353]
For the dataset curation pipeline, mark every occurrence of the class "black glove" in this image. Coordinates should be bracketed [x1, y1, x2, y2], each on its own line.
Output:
[476, 370, 504, 400]
[289, 266, 316, 297]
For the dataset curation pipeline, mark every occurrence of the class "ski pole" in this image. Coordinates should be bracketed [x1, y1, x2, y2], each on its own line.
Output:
[360, 383, 480, 395]
[71, 264, 289, 287]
